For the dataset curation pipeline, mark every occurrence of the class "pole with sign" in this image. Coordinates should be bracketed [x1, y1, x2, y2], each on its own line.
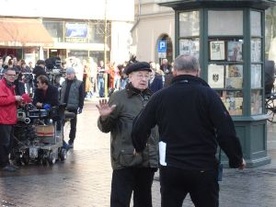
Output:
[158, 40, 167, 58]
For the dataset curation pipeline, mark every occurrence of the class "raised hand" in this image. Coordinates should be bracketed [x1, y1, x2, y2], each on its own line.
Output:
[96, 99, 116, 119]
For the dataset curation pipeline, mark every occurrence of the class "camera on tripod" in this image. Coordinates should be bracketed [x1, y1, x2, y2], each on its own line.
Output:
[45, 57, 66, 87]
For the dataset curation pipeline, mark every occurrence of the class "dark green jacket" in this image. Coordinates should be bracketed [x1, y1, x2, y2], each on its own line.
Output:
[97, 83, 159, 170]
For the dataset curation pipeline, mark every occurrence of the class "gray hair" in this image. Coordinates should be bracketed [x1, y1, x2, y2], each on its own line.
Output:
[3, 67, 16, 74]
[173, 55, 200, 72]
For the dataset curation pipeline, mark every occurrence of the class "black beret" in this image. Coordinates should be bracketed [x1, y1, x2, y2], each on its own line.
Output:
[125, 62, 151, 75]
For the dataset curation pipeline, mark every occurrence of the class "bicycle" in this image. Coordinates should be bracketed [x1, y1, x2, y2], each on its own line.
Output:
[265, 90, 276, 123]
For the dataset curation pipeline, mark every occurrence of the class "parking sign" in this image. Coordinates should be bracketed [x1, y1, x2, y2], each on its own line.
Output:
[158, 40, 167, 53]
[158, 40, 167, 58]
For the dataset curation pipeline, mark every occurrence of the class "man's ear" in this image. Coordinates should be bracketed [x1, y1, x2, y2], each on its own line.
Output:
[196, 69, 201, 77]
[172, 70, 177, 77]
[128, 73, 133, 82]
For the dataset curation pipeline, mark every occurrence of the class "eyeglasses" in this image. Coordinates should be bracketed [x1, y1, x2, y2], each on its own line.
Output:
[135, 74, 150, 80]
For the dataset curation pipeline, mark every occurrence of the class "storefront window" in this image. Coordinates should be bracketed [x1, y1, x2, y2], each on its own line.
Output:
[43, 21, 63, 42]
[43, 20, 110, 44]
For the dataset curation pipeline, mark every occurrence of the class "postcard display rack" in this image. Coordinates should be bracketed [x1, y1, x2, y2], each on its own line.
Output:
[178, 10, 264, 117]
[207, 10, 263, 117]
[171, 1, 276, 167]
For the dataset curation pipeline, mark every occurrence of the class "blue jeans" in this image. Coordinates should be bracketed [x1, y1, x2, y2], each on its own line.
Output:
[98, 77, 105, 97]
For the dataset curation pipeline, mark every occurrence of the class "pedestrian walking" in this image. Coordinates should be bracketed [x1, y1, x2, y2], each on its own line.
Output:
[60, 67, 85, 148]
[132, 54, 246, 207]
[0, 67, 23, 172]
[83, 63, 92, 99]
[96, 61, 159, 207]
[97, 60, 106, 97]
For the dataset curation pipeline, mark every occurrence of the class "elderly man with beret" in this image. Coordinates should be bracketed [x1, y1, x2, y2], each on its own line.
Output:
[96, 62, 159, 207]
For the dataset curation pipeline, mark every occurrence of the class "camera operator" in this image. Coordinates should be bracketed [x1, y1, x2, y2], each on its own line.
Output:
[32, 75, 59, 109]
[33, 60, 47, 89]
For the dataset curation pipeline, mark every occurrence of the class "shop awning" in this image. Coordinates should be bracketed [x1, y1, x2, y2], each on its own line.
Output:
[0, 18, 54, 47]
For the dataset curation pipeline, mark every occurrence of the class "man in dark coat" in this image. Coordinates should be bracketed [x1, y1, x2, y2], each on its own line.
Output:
[32, 74, 65, 148]
[33, 60, 47, 89]
[132, 55, 246, 207]
[149, 68, 163, 93]
[32, 75, 59, 108]
[97, 62, 159, 207]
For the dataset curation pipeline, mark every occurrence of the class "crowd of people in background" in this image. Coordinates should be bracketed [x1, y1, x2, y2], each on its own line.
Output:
[0, 54, 175, 98]
[92, 57, 174, 97]
[0, 54, 174, 158]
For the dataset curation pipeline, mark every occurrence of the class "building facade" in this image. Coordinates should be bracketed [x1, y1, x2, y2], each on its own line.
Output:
[132, 0, 276, 65]
[131, 0, 175, 64]
[0, 0, 134, 65]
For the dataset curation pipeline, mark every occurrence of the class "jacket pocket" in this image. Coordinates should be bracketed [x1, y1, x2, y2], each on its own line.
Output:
[119, 148, 143, 167]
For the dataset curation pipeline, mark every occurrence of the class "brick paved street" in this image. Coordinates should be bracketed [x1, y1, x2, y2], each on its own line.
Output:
[1, 98, 276, 207]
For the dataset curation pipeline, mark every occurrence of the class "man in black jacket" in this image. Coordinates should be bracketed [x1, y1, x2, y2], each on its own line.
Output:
[132, 54, 246, 207]
[32, 75, 59, 108]
[32, 75, 66, 149]
[33, 60, 47, 89]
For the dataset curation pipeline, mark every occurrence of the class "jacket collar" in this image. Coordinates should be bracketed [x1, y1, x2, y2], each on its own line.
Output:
[66, 77, 77, 83]
[126, 82, 152, 98]
[171, 75, 210, 88]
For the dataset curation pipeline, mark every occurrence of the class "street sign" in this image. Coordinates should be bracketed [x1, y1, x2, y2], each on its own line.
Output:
[158, 40, 167, 58]
[158, 53, 166, 58]
[158, 40, 167, 53]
